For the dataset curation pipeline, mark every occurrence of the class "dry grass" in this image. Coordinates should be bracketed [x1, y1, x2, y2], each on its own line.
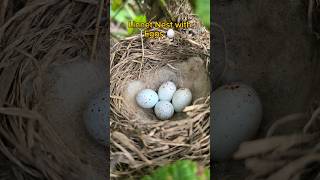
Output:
[234, 105, 320, 180]
[0, 0, 211, 179]
[110, 36, 210, 177]
[2, 0, 319, 179]
[109, 6, 210, 178]
[0, 0, 107, 179]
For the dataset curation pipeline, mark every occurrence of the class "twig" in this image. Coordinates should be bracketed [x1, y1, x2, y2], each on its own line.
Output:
[15, 48, 40, 71]
[90, 0, 105, 62]
[138, 30, 144, 79]
[267, 113, 307, 137]
[233, 133, 319, 159]
[267, 153, 320, 180]
[303, 106, 320, 133]
[110, 153, 123, 172]
[112, 131, 152, 165]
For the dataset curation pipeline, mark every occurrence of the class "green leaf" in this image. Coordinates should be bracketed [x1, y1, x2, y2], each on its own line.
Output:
[141, 160, 210, 180]
[127, 15, 146, 35]
[111, 8, 129, 24]
[195, 0, 210, 28]
[110, 1, 137, 25]
[111, 0, 123, 11]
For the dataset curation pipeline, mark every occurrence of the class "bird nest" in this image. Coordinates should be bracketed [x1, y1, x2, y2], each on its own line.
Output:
[110, 28, 210, 178]
[0, 0, 108, 179]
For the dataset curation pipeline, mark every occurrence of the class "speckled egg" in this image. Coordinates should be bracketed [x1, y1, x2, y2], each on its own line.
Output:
[172, 88, 192, 112]
[136, 89, 159, 108]
[154, 101, 174, 120]
[212, 82, 262, 160]
[83, 90, 109, 145]
[158, 81, 177, 101]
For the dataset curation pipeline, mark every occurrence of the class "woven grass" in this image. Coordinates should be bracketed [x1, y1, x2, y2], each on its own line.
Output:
[234, 107, 320, 180]
[0, 0, 107, 179]
[0, 0, 210, 179]
[110, 15, 210, 180]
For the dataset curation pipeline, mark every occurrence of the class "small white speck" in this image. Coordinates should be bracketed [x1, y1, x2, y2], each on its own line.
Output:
[167, 29, 175, 38]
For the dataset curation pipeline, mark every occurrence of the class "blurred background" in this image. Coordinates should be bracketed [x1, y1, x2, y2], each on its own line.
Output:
[110, 0, 210, 39]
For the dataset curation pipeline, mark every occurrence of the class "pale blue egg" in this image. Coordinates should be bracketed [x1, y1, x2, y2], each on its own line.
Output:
[136, 89, 159, 108]
[154, 101, 174, 120]
[158, 81, 177, 101]
[172, 88, 192, 112]
[84, 90, 109, 145]
[212, 83, 262, 160]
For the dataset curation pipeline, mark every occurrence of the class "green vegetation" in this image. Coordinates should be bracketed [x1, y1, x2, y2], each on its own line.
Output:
[110, 0, 146, 38]
[192, 0, 210, 28]
[110, 0, 210, 38]
[142, 160, 210, 180]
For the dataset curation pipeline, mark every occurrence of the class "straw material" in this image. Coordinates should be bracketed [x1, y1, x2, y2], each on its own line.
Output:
[0, 0, 106, 179]
[234, 106, 320, 180]
[110, 12, 210, 179]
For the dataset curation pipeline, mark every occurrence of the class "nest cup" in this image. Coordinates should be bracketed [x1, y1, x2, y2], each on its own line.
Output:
[110, 32, 210, 177]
